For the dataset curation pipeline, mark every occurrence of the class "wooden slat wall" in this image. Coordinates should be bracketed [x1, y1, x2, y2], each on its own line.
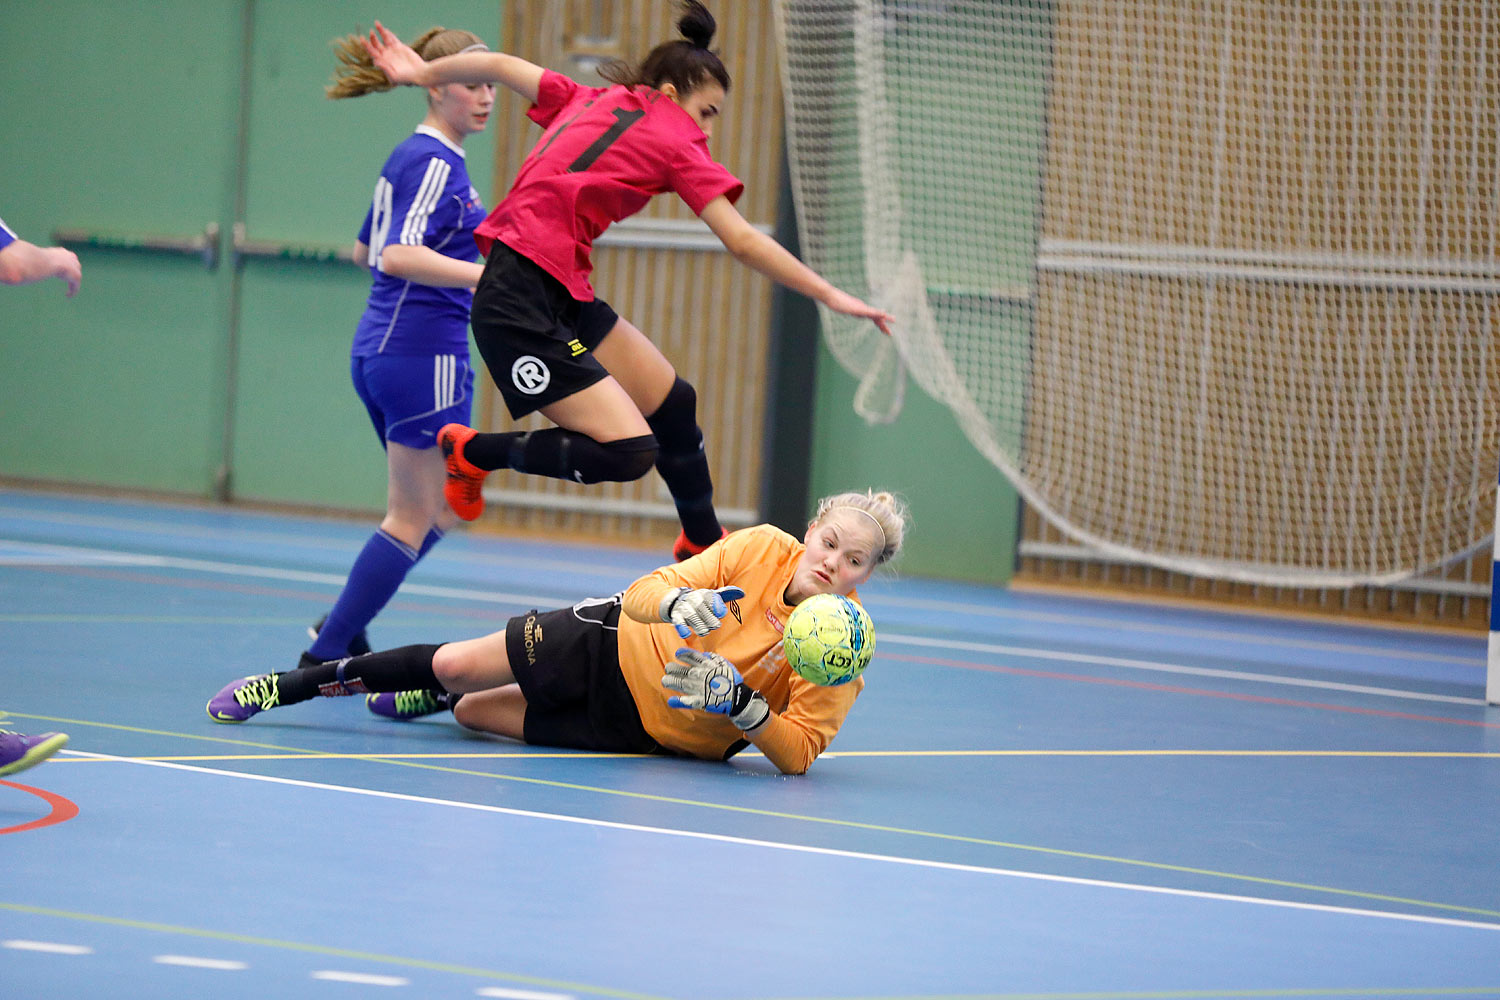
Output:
[474, 0, 782, 549]
[1018, 0, 1496, 629]
[1018, 506, 1492, 629]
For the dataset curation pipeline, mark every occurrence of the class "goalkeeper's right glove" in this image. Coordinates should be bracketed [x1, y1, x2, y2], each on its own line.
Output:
[658, 585, 745, 638]
[661, 647, 770, 731]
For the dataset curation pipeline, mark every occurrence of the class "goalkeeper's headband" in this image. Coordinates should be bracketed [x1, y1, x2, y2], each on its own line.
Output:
[835, 506, 886, 556]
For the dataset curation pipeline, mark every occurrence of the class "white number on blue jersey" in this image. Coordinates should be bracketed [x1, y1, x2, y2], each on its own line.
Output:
[368, 177, 394, 269]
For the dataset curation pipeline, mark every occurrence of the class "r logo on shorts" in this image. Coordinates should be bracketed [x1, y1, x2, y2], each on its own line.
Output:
[470, 245, 621, 419]
[512, 355, 551, 395]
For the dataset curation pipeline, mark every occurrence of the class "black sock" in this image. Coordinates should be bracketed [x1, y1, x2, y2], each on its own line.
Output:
[646, 378, 720, 545]
[462, 428, 656, 484]
[276, 645, 444, 704]
[462, 431, 523, 471]
[657, 448, 721, 544]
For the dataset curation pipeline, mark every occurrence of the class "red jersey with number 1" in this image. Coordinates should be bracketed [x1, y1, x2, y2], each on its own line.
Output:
[474, 69, 745, 301]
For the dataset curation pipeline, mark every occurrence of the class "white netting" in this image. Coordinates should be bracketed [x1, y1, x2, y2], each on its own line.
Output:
[774, 0, 1500, 586]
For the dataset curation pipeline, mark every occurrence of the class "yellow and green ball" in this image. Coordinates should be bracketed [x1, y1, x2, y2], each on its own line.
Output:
[784, 593, 875, 686]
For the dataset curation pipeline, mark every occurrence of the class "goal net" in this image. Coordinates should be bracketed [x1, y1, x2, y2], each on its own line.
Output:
[772, 0, 1500, 587]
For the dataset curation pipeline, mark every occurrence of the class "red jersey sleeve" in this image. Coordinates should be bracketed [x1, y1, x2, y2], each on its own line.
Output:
[669, 137, 745, 215]
[526, 69, 582, 129]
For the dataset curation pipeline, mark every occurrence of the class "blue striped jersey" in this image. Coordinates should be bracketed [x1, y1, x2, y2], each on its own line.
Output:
[353, 126, 485, 357]
[0, 215, 17, 252]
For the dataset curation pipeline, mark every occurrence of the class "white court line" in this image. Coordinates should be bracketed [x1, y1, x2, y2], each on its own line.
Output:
[0, 510, 1481, 661]
[154, 954, 248, 970]
[70, 751, 1500, 935]
[0, 540, 555, 607]
[4, 541, 1479, 708]
[477, 988, 574, 999]
[312, 970, 409, 986]
[0, 505, 641, 577]
[879, 632, 1490, 706]
[878, 594, 1483, 666]
[4, 939, 93, 954]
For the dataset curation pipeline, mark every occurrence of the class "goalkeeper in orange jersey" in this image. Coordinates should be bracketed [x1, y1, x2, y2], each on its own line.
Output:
[207, 490, 907, 774]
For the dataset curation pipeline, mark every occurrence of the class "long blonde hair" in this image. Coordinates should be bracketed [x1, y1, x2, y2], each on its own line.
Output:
[813, 490, 910, 566]
[326, 26, 486, 100]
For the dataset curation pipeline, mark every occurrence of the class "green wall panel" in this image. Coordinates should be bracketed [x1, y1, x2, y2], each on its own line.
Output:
[0, 0, 503, 508]
[0, 2, 241, 495]
[0, 254, 224, 492]
[229, 262, 387, 507]
[809, 340, 1019, 585]
[242, 0, 501, 243]
[229, 0, 503, 511]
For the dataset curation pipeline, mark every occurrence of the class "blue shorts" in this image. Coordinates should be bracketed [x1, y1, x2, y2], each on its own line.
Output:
[350, 353, 474, 450]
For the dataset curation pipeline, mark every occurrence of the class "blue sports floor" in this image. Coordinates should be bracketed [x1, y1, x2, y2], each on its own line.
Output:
[3, 487, 1499, 999]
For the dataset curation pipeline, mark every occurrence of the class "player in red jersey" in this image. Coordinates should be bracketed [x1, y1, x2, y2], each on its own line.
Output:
[360, 3, 893, 560]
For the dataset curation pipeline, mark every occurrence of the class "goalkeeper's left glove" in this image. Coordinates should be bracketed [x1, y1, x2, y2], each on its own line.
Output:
[661, 647, 770, 731]
[658, 585, 745, 638]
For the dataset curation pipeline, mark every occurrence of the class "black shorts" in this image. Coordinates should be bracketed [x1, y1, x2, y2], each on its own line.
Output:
[505, 596, 660, 754]
[471, 243, 621, 419]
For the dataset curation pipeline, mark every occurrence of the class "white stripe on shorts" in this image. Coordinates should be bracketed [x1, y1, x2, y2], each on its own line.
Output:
[433, 354, 456, 409]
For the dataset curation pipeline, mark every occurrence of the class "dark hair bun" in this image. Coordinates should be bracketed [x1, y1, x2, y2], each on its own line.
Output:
[677, 1, 716, 49]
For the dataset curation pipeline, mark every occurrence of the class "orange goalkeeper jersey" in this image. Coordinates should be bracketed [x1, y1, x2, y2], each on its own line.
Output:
[618, 523, 864, 774]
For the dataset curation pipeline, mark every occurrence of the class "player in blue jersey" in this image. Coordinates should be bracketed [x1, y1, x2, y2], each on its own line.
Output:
[299, 27, 494, 668]
[1, 213, 77, 774]
[0, 215, 81, 297]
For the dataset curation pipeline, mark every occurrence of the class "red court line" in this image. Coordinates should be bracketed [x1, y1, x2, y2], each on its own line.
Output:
[0, 780, 80, 835]
[882, 652, 1500, 729]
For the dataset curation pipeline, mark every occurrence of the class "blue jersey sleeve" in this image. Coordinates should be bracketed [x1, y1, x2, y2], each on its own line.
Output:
[0, 215, 17, 252]
[386, 156, 459, 250]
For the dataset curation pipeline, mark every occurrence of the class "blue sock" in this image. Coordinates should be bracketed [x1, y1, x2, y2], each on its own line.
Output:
[418, 526, 444, 559]
[309, 530, 420, 661]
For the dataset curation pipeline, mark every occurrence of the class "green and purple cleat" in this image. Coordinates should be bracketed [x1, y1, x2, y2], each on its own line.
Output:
[366, 689, 450, 720]
[206, 674, 280, 723]
[0, 730, 69, 777]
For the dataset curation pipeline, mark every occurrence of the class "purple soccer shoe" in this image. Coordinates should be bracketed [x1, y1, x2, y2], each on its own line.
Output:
[0, 730, 69, 777]
[366, 690, 449, 720]
[206, 674, 280, 724]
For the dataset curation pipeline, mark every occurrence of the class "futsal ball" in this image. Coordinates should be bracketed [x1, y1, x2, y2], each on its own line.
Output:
[784, 593, 875, 686]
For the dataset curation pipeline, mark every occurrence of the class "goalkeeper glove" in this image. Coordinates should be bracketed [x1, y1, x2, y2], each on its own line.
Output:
[662, 647, 770, 731]
[659, 585, 745, 638]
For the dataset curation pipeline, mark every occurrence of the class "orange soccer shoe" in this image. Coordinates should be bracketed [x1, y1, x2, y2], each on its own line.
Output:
[438, 423, 488, 521]
[673, 526, 728, 562]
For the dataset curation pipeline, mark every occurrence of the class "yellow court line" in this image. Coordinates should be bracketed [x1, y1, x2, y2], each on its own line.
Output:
[150, 756, 1500, 921]
[0, 903, 665, 1000]
[12, 716, 1499, 762]
[45, 748, 1500, 763]
[762, 989, 1500, 999]
[825, 749, 1500, 758]
[14, 712, 1500, 922]
[0, 615, 318, 624]
[53, 751, 643, 762]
